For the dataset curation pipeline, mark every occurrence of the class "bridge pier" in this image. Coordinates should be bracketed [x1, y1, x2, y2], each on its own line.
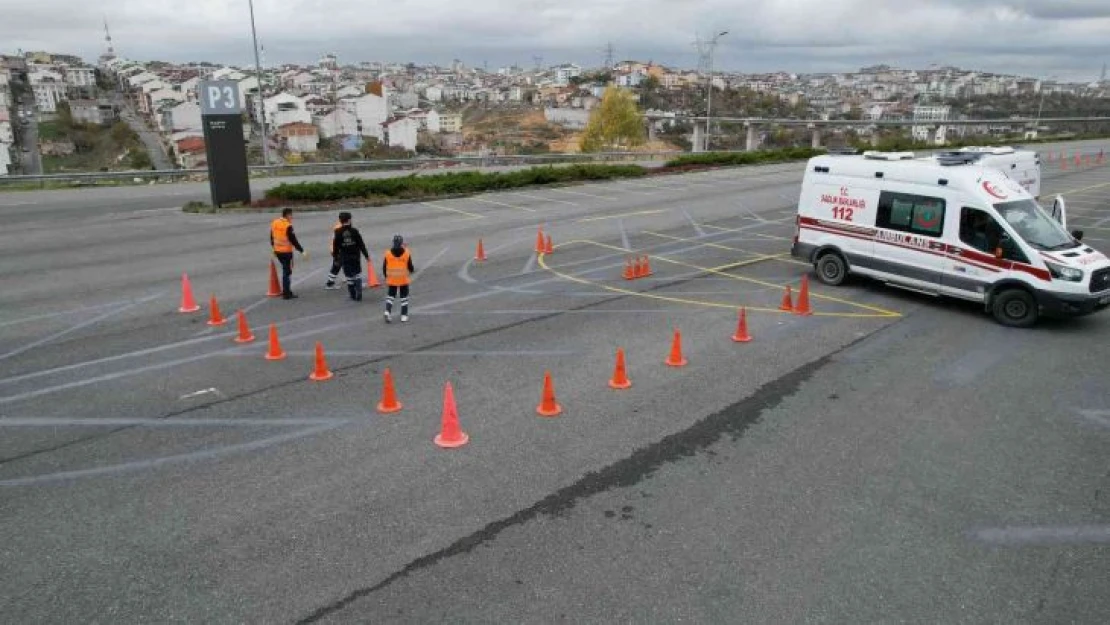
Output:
[811, 127, 822, 149]
[692, 123, 705, 153]
[746, 124, 758, 151]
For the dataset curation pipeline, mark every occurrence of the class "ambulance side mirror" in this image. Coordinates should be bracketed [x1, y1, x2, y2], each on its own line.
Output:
[1072, 230, 1084, 241]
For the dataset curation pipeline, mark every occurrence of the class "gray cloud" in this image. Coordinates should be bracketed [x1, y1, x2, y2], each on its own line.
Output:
[2, 0, 1108, 81]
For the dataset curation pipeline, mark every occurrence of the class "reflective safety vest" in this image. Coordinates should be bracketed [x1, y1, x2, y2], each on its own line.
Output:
[271, 218, 293, 253]
[384, 248, 411, 286]
[329, 220, 342, 254]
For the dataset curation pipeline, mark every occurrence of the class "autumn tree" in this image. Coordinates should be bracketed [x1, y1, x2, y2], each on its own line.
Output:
[578, 86, 646, 152]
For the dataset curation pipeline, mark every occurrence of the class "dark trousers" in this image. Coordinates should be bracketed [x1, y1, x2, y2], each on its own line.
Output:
[275, 252, 294, 295]
[386, 284, 410, 315]
[327, 258, 341, 284]
[341, 256, 362, 300]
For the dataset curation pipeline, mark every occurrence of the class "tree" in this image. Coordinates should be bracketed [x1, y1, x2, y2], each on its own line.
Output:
[578, 86, 645, 152]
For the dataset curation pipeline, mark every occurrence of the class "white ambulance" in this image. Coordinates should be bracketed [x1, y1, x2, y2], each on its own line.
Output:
[925, 146, 1041, 198]
[790, 150, 1110, 327]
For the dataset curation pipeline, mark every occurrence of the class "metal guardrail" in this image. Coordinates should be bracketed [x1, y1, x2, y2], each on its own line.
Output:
[0, 151, 684, 188]
[657, 115, 1110, 127]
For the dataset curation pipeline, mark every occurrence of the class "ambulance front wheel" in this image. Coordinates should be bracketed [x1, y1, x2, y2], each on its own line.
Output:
[815, 252, 848, 286]
[991, 288, 1038, 328]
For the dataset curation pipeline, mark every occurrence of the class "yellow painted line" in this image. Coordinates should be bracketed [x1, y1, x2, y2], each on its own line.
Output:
[641, 230, 811, 267]
[576, 209, 668, 223]
[547, 239, 901, 319]
[421, 201, 483, 219]
[468, 196, 536, 212]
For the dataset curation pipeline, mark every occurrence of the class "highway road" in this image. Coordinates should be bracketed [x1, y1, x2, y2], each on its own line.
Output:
[1, 139, 1108, 623]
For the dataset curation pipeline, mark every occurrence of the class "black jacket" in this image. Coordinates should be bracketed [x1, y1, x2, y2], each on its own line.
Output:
[332, 225, 369, 260]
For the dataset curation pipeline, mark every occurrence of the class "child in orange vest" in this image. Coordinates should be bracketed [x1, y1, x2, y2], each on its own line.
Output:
[382, 234, 415, 323]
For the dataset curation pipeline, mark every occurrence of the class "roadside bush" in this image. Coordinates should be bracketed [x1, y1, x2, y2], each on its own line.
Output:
[265, 164, 648, 203]
[665, 146, 825, 168]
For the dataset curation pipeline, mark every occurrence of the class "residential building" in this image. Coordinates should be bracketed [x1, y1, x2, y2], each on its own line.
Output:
[0, 110, 12, 144]
[68, 99, 118, 126]
[264, 92, 311, 127]
[0, 141, 12, 175]
[383, 116, 419, 151]
[0, 67, 11, 87]
[32, 81, 67, 113]
[438, 112, 462, 133]
[424, 85, 443, 102]
[339, 92, 388, 140]
[0, 86, 11, 108]
[277, 122, 319, 153]
[315, 109, 359, 138]
[912, 104, 951, 144]
[554, 64, 582, 86]
[163, 101, 202, 133]
[544, 107, 590, 129]
[174, 136, 207, 168]
[64, 66, 97, 92]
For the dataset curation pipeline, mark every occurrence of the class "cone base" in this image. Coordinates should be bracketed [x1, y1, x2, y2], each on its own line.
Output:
[234, 335, 256, 344]
[309, 371, 334, 381]
[608, 379, 632, 389]
[537, 403, 563, 417]
[434, 432, 469, 448]
[207, 318, 227, 326]
[792, 309, 813, 316]
[731, 335, 752, 343]
[376, 401, 403, 414]
[267, 292, 282, 299]
[265, 351, 287, 361]
[179, 305, 201, 313]
[665, 358, 688, 367]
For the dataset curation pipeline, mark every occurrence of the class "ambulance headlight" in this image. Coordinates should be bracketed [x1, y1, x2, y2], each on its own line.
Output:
[1045, 261, 1083, 282]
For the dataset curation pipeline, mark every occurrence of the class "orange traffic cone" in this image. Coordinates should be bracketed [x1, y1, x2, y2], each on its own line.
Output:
[178, 273, 200, 313]
[536, 370, 563, 417]
[732, 308, 753, 343]
[309, 341, 333, 381]
[535, 227, 545, 253]
[434, 382, 469, 448]
[779, 285, 794, 311]
[234, 310, 255, 343]
[206, 295, 226, 326]
[475, 239, 487, 261]
[623, 257, 636, 280]
[1061, 157, 1068, 170]
[642, 255, 653, 276]
[793, 275, 813, 316]
[267, 261, 282, 298]
[608, 348, 632, 389]
[365, 256, 381, 288]
[376, 368, 403, 413]
[1074, 154, 1081, 168]
[544, 234, 554, 255]
[665, 328, 688, 367]
[264, 323, 286, 360]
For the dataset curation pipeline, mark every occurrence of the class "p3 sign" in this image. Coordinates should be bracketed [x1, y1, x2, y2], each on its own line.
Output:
[198, 80, 242, 115]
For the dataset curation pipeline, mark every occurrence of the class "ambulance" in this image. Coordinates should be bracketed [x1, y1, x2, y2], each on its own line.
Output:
[790, 150, 1110, 327]
[925, 146, 1041, 198]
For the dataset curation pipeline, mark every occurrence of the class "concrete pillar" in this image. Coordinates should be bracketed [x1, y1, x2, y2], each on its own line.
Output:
[692, 123, 704, 153]
[647, 121, 657, 143]
[745, 124, 758, 151]
[811, 127, 822, 149]
[870, 133, 880, 147]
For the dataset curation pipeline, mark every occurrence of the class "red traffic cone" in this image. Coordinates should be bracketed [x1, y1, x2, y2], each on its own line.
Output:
[475, 239, 487, 261]
[234, 310, 255, 343]
[623, 257, 636, 280]
[642, 255, 653, 276]
[665, 328, 688, 367]
[179, 273, 200, 313]
[365, 256, 381, 288]
[779, 285, 794, 312]
[544, 234, 554, 255]
[308, 341, 333, 381]
[536, 370, 563, 417]
[535, 227, 545, 253]
[376, 368, 402, 413]
[608, 348, 632, 389]
[731, 308, 753, 342]
[206, 295, 226, 326]
[434, 382, 469, 448]
[267, 261, 282, 298]
[793, 275, 813, 316]
[264, 323, 286, 360]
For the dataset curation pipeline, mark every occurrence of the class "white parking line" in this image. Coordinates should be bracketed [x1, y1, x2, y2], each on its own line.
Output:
[507, 191, 576, 206]
[546, 188, 616, 200]
[468, 196, 536, 212]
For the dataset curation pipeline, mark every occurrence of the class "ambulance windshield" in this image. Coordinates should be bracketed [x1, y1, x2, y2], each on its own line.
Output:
[993, 199, 1076, 251]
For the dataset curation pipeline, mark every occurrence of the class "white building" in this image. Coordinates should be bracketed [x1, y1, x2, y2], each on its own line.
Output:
[65, 66, 96, 90]
[424, 85, 443, 102]
[383, 116, 419, 151]
[912, 104, 951, 144]
[263, 92, 311, 127]
[0, 67, 10, 87]
[33, 81, 67, 113]
[0, 110, 12, 144]
[164, 101, 202, 133]
[339, 92, 389, 140]
[554, 64, 582, 86]
[315, 109, 360, 138]
[0, 141, 13, 176]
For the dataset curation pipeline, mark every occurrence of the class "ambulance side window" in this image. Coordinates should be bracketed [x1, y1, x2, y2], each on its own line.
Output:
[877, 192, 946, 237]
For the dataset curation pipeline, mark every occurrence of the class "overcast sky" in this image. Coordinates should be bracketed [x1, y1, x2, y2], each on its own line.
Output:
[3, 0, 1110, 81]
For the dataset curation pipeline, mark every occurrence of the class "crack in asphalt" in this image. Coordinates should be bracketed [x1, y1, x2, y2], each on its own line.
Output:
[295, 328, 881, 623]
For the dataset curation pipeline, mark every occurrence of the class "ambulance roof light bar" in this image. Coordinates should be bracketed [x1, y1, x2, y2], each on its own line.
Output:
[935, 152, 982, 166]
[862, 150, 916, 161]
[957, 146, 1016, 155]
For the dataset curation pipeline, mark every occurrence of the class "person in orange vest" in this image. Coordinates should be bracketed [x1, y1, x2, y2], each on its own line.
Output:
[270, 208, 307, 300]
[382, 234, 414, 323]
[324, 212, 346, 290]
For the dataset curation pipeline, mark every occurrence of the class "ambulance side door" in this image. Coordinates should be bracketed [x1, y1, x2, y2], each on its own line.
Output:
[871, 190, 948, 291]
[801, 181, 877, 268]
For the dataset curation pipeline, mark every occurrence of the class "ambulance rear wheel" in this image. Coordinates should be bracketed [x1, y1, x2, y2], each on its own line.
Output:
[991, 288, 1038, 328]
[815, 252, 848, 286]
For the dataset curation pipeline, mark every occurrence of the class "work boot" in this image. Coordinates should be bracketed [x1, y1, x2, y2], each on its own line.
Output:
[384, 311, 391, 323]
[283, 292, 299, 300]
[401, 314, 409, 323]
[325, 281, 339, 290]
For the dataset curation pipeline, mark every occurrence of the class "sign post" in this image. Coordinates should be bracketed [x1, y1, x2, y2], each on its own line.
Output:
[199, 80, 251, 207]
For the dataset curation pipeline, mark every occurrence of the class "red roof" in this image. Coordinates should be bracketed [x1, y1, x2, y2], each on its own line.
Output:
[176, 137, 205, 153]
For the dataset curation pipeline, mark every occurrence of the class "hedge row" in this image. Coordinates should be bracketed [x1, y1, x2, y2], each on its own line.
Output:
[665, 147, 827, 168]
[265, 164, 648, 202]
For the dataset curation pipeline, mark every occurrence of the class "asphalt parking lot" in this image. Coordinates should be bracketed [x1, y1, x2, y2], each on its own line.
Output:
[0, 139, 1108, 623]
